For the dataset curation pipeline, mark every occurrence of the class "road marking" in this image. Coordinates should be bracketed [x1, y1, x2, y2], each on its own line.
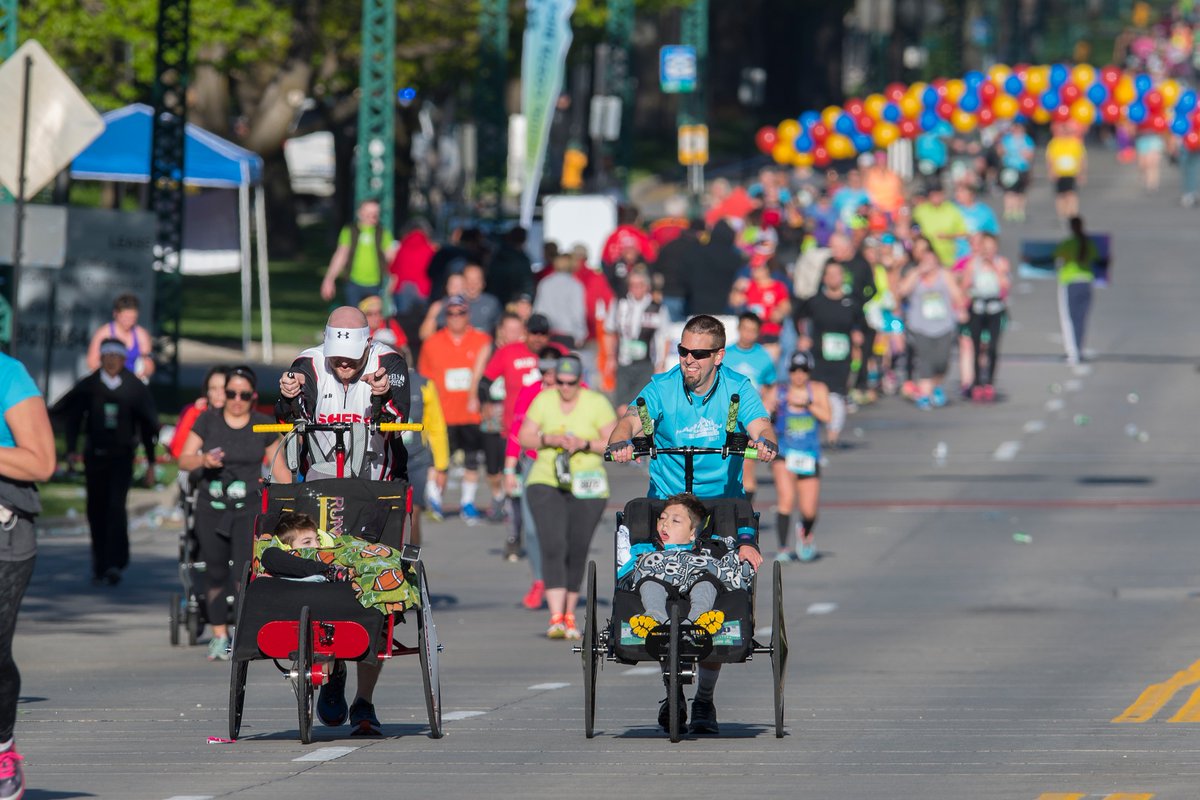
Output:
[292, 746, 359, 762]
[993, 441, 1021, 461]
[1035, 794, 1085, 800]
[1168, 682, 1200, 722]
[1063, 378, 1083, 392]
[528, 682, 570, 691]
[1104, 795, 1154, 800]
[623, 666, 661, 677]
[806, 602, 837, 615]
[1113, 657, 1200, 723]
[1023, 420, 1046, 433]
[1046, 398, 1064, 412]
[442, 710, 487, 721]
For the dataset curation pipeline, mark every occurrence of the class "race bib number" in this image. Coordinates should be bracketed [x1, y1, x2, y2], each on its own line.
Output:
[1054, 155, 1078, 174]
[444, 367, 472, 392]
[973, 270, 1001, 298]
[619, 339, 648, 363]
[571, 468, 609, 499]
[103, 402, 119, 430]
[921, 292, 949, 321]
[785, 450, 817, 476]
[999, 167, 1019, 188]
[521, 369, 542, 387]
[821, 332, 851, 361]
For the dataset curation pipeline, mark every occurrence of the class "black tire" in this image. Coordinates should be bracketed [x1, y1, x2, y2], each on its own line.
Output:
[771, 561, 787, 739]
[228, 658, 248, 740]
[582, 561, 598, 738]
[186, 604, 201, 647]
[169, 593, 181, 646]
[668, 603, 682, 743]
[416, 562, 443, 739]
[296, 606, 314, 744]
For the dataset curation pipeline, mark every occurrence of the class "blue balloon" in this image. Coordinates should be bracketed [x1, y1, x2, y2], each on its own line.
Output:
[1128, 102, 1147, 124]
[800, 111, 821, 129]
[1086, 83, 1108, 105]
[1172, 115, 1190, 136]
[795, 133, 813, 152]
[964, 70, 985, 89]
[1005, 75, 1024, 96]
[920, 111, 939, 132]
[835, 114, 856, 136]
[1177, 90, 1197, 114]
[882, 103, 901, 122]
[1050, 64, 1068, 88]
[853, 133, 873, 153]
[1135, 73, 1152, 96]
[1041, 89, 1060, 111]
[959, 92, 981, 113]
[923, 86, 939, 108]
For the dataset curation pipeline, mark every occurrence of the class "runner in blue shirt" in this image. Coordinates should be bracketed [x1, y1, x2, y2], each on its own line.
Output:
[719, 312, 778, 502]
[606, 314, 777, 736]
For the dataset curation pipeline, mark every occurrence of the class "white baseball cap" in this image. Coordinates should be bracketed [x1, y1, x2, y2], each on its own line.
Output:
[324, 325, 370, 359]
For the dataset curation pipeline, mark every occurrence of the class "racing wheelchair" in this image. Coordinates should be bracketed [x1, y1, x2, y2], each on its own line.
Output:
[578, 400, 788, 742]
[226, 418, 443, 743]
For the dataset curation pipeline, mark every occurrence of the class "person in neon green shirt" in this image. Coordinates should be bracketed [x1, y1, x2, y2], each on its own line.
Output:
[1053, 216, 1099, 365]
[320, 200, 397, 306]
[911, 184, 968, 267]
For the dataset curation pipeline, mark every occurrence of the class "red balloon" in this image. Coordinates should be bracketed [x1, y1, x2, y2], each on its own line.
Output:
[1101, 101, 1121, 123]
[1144, 89, 1164, 112]
[885, 83, 906, 103]
[1060, 83, 1081, 104]
[813, 146, 831, 167]
[1185, 130, 1200, 151]
[1018, 93, 1038, 115]
[845, 97, 865, 118]
[936, 99, 954, 119]
[856, 113, 875, 133]
[754, 125, 778, 155]
[1100, 65, 1121, 87]
[811, 122, 829, 143]
[977, 106, 995, 126]
[933, 79, 948, 96]
[1053, 105, 1072, 123]
[1150, 113, 1168, 132]
[980, 82, 998, 103]
[898, 118, 919, 138]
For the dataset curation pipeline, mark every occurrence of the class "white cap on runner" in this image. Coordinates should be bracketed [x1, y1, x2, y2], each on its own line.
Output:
[323, 325, 370, 359]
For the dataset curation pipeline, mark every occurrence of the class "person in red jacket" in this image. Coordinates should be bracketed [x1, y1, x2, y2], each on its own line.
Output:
[387, 220, 437, 316]
[601, 206, 657, 268]
[168, 366, 230, 460]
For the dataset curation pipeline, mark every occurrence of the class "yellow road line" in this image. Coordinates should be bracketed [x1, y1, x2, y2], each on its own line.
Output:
[1168, 680, 1200, 722]
[1112, 657, 1200, 723]
[1036, 794, 1086, 800]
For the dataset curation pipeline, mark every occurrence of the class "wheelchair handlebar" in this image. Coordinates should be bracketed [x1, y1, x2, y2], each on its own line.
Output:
[604, 445, 758, 462]
[253, 421, 423, 434]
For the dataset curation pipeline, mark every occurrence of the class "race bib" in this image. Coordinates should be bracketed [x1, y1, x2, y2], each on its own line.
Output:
[521, 369, 542, 387]
[973, 270, 1001, 298]
[999, 167, 1019, 188]
[921, 292, 949, 320]
[619, 339, 648, 363]
[103, 402, 119, 430]
[444, 367, 472, 392]
[785, 450, 817, 476]
[821, 332, 851, 361]
[571, 468, 609, 499]
[1054, 155, 1078, 174]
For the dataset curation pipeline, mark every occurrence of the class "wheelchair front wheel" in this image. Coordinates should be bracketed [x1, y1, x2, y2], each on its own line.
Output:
[295, 606, 315, 744]
[771, 561, 787, 739]
[416, 561, 443, 739]
[582, 561, 598, 738]
[667, 603, 682, 743]
[169, 593, 181, 646]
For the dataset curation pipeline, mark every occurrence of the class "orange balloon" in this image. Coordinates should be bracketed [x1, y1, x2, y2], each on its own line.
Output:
[777, 119, 801, 143]
[951, 108, 977, 133]
[993, 94, 1019, 119]
[864, 93, 887, 120]
[772, 140, 795, 165]
[1070, 100, 1096, 126]
[872, 121, 900, 148]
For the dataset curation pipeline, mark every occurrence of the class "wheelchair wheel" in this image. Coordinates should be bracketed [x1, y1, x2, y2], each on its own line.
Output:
[169, 593, 181, 646]
[771, 561, 787, 739]
[295, 606, 315, 744]
[667, 603, 682, 743]
[228, 562, 252, 740]
[416, 561, 443, 739]
[582, 561, 598, 738]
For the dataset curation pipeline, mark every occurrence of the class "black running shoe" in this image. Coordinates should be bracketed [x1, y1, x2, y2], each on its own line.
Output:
[657, 691, 687, 732]
[689, 697, 719, 734]
[349, 698, 381, 736]
[317, 661, 348, 726]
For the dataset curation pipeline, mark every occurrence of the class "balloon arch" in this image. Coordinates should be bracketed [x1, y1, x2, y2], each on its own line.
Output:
[756, 64, 1200, 167]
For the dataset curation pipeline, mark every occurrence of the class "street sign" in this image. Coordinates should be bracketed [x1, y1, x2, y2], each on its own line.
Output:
[677, 124, 708, 166]
[660, 45, 696, 94]
[0, 40, 104, 199]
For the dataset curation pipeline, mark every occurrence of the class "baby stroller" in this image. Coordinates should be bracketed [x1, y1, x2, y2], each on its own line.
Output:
[168, 470, 209, 647]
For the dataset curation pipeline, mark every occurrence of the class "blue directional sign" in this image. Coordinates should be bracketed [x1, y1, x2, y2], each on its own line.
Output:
[660, 45, 696, 94]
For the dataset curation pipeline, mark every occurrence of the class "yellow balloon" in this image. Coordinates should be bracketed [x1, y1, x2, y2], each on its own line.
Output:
[951, 108, 977, 133]
[1070, 100, 1096, 126]
[1025, 66, 1049, 94]
[777, 119, 801, 143]
[993, 93, 1019, 119]
[822, 105, 843, 128]
[772, 140, 795, 165]
[1071, 64, 1096, 88]
[907, 82, 928, 104]
[900, 95, 922, 119]
[988, 64, 1012, 85]
[792, 151, 814, 168]
[864, 93, 887, 120]
[945, 79, 966, 103]
[873, 121, 899, 148]
[1161, 79, 1180, 107]
[826, 133, 853, 159]
[1032, 106, 1052, 125]
[1114, 75, 1136, 105]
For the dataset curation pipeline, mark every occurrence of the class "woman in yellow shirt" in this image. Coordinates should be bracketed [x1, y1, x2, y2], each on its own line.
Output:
[1046, 123, 1087, 220]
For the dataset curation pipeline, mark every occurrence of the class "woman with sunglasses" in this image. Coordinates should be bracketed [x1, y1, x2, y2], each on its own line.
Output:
[177, 366, 289, 660]
[517, 355, 618, 639]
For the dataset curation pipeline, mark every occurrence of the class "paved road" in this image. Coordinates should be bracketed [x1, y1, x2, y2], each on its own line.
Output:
[16, 154, 1200, 800]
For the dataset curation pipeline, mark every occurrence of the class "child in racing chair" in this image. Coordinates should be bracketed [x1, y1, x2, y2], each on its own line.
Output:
[620, 493, 749, 639]
[260, 512, 419, 614]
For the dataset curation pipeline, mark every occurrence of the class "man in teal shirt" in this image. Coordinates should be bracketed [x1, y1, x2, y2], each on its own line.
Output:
[320, 200, 398, 307]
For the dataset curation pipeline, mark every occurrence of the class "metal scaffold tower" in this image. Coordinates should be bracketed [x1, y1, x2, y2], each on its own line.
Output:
[356, 0, 396, 233]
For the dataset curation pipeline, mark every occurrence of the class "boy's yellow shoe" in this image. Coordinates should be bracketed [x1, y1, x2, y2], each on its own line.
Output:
[629, 614, 660, 638]
[695, 610, 725, 635]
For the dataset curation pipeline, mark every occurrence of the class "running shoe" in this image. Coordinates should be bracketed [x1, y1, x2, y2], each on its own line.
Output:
[774, 550, 799, 563]
[971, 385, 986, 402]
[0, 747, 23, 800]
[901, 380, 917, 399]
[930, 386, 947, 408]
[689, 697, 720, 734]
[486, 503, 509, 524]
[425, 497, 444, 522]
[317, 660, 348, 726]
[348, 698, 381, 736]
[960, 384, 973, 400]
[983, 384, 996, 402]
[522, 580, 545, 610]
[658, 690, 687, 732]
[461, 503, 482, 524]
[206, 636, 230, 662]
[547, 614, 567, 639]
[914, 395, 932, 411]
[798, 543, 817, 562]
[563, 614, 581, 640]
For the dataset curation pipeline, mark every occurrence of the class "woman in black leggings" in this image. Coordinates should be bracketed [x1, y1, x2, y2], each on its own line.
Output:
[0, 353, 57, 799]
[960, 233, 1011, 402]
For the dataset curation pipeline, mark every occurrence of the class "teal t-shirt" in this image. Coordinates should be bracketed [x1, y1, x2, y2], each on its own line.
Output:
[630, 364, 769, 500]
[721, 343, 777, 391]
[0, 353, 40, 448]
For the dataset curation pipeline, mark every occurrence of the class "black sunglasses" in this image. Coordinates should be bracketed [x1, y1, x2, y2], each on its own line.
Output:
[446, 308, 468, 316]
[225, 390, 254, 401]
[556, 378, 579, 387]
[677, 344, 720, 360]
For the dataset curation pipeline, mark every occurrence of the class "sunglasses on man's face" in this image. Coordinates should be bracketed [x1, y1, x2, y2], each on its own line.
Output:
[677, 344, 720, 360]
[447, 309, 468, 317]
[225, 390, 254, 401]
[556, 378, 579, 387]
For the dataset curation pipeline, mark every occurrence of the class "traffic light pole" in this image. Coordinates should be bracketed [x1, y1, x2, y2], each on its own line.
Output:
[679, 0, 708, 201]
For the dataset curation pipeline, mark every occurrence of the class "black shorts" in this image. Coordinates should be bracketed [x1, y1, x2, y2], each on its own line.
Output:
[482, 431, 504, 476]
[447, 424, 484, 470]
[1000, 168, 1029, 194]
[1055, 176, 1077, 195]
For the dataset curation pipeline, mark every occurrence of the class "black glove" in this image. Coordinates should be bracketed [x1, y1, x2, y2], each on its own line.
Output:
[725, 432, 749, 453]
[322, 565, 351, 583]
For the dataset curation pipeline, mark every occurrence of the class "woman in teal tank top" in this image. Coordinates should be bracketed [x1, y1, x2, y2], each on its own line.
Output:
[770, 351, 831, 562]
